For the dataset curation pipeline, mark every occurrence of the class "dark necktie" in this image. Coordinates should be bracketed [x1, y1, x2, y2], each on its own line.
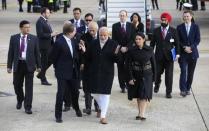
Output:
[20, 35, 25, 57]
[75, 20, 78, 28]
[162, 28, 166, 39]
[121, 23, 126, 34]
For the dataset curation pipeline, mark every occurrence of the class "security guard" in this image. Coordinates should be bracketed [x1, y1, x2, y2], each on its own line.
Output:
[48, 0, 53, 12]
[27, 0, 33, 13]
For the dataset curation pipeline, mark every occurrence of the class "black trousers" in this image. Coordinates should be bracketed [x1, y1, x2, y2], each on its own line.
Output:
[63, 1, 68, 13]
[117, 54, 128, 90]
[201, 1, 205, 10]
[48, 3, 53, 11]
[151, 0, 159, 9]
[2, 0, 6, 10]
[13, 61, 34, 110]
[18, 0, 24, 12]
[38, 49, 52, 82]
[155, 59, 174, 94]
[83, 76, 99, 111]
[63, 80, 73, 108]
[55, 77, 80, 119]
[99, 0, 105, 12]
[191, 0, 198, 10]
[53, 0, 57, 11]
[43, 0, 48, 8]
[201, 1, 205, 7]
[27, 2, 32, 12]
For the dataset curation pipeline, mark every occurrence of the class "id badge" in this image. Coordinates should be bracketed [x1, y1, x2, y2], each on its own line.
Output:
[170, 38, 174, 43]
[22, 52, 26, 59]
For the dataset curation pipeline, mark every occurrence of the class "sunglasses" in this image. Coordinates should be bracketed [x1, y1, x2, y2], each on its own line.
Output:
[85, 19, 92, 22]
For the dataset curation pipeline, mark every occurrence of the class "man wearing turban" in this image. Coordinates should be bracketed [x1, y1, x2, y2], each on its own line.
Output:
[150, 12, 180, 98]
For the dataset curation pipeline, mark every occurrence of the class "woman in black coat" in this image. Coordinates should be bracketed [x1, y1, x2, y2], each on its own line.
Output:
[127, 32, 156, 120]
[130, 12, 144, 33]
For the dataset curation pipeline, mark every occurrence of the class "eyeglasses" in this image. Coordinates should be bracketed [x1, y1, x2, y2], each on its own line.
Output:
[85, 19, 92, 22]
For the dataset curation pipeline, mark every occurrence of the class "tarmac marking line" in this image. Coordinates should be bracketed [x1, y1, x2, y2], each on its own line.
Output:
[191, 88, 209, 131]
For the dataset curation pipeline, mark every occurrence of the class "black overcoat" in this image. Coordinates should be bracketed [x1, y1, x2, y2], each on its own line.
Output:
[87, 38, 118, 94]
[127, 45, 156, 100]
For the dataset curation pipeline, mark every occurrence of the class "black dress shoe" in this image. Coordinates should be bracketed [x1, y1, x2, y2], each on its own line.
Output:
[75, 110, 82, 117]
[180, 91, 186, 97]
[41, 81, 52, 86]
[36, 74, 41, 79]
[136, 116, 140, 120]
[120, 89, 126, 93]
[136, 116, 146, 121]
[186, 91, 191, 95]
[63, 106, 71, 112]
[166, 94, 172, 98]
[16, 102, 22, 110]
[140, 117, 146, 121]
[154, 86, 159, 93]
[83, 108, 91, 115]
[25, 109, 32, 114]
[56, 118, 63, 123]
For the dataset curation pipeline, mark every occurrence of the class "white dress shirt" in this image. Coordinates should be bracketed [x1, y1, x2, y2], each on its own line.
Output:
[19, 34, 28, 60]
[100, 39, 107, 49]
[74, 19, 81, 28]
[120, 22, 126, 31]
[63, 35, 73, 57]
[185, 23, 191, 36]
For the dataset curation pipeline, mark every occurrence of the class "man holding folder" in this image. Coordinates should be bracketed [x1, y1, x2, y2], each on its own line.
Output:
[150, 12, 180, 98]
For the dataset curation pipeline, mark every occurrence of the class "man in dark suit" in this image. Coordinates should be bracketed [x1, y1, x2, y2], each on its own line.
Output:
[112, 10, 135, 93]
[55, 21, 82, 112]
[150, 12, 180, 98]
[50, 23, 85, 123]
[77, 13, 94, 35]
[36, 7, 58, 85]
[75, 13, 93, 92]
[177, 10, 200, 97]
[80, 21, 99, 115]
[7, 20, 41, 114]
[69, 7, 85, 34]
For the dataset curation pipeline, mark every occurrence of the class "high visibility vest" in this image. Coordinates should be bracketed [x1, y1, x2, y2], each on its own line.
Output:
[27, 0, 33, 2]
[49, 0, 53, 3]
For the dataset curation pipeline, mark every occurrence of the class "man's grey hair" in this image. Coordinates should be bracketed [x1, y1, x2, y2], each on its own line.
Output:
[88, 21, 99, 30]
[99, 26, 109, 34]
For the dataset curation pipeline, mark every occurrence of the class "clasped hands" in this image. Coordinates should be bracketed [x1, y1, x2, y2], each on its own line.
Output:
[114, 45, 128, 54]
[128, 79, 135, 85]
[184, 46, 192, 53]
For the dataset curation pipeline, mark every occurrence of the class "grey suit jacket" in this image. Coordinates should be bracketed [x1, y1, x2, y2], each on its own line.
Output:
[7, 34, 41, 72]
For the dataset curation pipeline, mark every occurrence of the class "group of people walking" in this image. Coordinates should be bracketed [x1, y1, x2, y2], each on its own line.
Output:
[7, 6, 200, 125]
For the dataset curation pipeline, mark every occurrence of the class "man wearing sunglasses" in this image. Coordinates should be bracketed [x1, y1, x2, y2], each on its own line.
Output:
[77, 13, 94, 35]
